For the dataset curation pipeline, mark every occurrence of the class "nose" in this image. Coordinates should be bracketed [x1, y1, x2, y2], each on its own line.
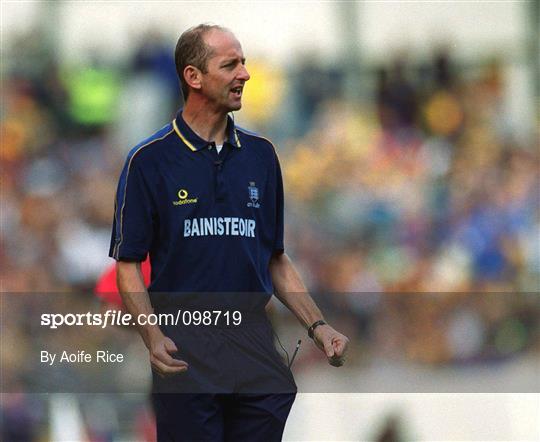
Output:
[238, 64, 250, 81]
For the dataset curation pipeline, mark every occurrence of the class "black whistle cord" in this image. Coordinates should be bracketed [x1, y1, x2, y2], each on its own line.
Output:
[273, 330, 302, 369]
[288, 339, 302, 369]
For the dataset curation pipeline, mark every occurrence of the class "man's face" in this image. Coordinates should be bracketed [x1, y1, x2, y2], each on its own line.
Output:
[199, 30, 250, 112]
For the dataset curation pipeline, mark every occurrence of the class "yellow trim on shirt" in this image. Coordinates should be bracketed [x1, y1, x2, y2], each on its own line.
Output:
[114, 128, 173, 259]
[234, 129, 242, 148]
[172, 119, 197, 152]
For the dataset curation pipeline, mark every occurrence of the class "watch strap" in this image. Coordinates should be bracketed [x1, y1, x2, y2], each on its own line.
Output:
[308, 320, 326, 339]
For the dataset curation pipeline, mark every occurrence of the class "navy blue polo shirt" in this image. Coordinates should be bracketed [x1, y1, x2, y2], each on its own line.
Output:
[109, 111, 284, 300]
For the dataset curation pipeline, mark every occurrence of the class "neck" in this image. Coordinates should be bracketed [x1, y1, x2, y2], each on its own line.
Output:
[182, 98, 228, 145]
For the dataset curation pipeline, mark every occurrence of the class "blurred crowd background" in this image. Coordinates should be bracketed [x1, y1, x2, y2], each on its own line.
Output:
[1, 1, 539, 441]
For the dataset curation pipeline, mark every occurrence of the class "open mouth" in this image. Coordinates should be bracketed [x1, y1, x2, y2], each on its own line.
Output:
[231, 86, 243, 97]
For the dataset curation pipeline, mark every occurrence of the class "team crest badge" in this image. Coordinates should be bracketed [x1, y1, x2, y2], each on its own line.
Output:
[247, 182, 260, 208]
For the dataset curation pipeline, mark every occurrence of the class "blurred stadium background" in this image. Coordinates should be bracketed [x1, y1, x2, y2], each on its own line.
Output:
[1, 1, 539, 441]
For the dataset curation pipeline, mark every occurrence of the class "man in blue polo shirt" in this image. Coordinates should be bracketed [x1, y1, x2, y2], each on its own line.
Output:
[110, 24, 349, 441]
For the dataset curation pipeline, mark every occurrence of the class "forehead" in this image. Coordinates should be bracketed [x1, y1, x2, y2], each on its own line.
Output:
[204, 29, 244, 59]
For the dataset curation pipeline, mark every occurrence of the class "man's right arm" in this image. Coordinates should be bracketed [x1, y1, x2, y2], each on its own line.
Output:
[117, 261, 188, 376]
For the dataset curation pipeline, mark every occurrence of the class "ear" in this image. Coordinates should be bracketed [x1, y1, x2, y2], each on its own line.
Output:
[183, 65, 202, 92]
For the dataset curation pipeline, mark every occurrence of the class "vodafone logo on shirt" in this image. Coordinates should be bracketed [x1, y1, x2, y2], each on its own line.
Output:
[173, 189, 198, 205]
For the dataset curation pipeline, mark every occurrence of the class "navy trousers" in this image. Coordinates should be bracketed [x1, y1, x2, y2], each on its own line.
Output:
[151, 314, 297, 441]
[152, 392, 296, 441]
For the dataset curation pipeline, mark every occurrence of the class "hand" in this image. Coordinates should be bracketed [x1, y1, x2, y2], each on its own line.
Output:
[147, 333, 189, 377]
[313, 324, 349, 367]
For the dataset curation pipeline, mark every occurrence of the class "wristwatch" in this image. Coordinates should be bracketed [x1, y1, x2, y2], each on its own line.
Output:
[308, 320, 326, 339]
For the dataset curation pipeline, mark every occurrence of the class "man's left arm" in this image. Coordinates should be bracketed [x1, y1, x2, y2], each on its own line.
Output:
[269, 252, 349, 367]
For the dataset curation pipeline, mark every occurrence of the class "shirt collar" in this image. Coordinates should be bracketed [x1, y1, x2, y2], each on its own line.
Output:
[172, 110, 242, 152]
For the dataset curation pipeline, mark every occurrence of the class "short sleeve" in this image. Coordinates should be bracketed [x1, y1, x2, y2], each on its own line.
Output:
[274, 153, 285, 253]
[109, 155, 154, 262]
